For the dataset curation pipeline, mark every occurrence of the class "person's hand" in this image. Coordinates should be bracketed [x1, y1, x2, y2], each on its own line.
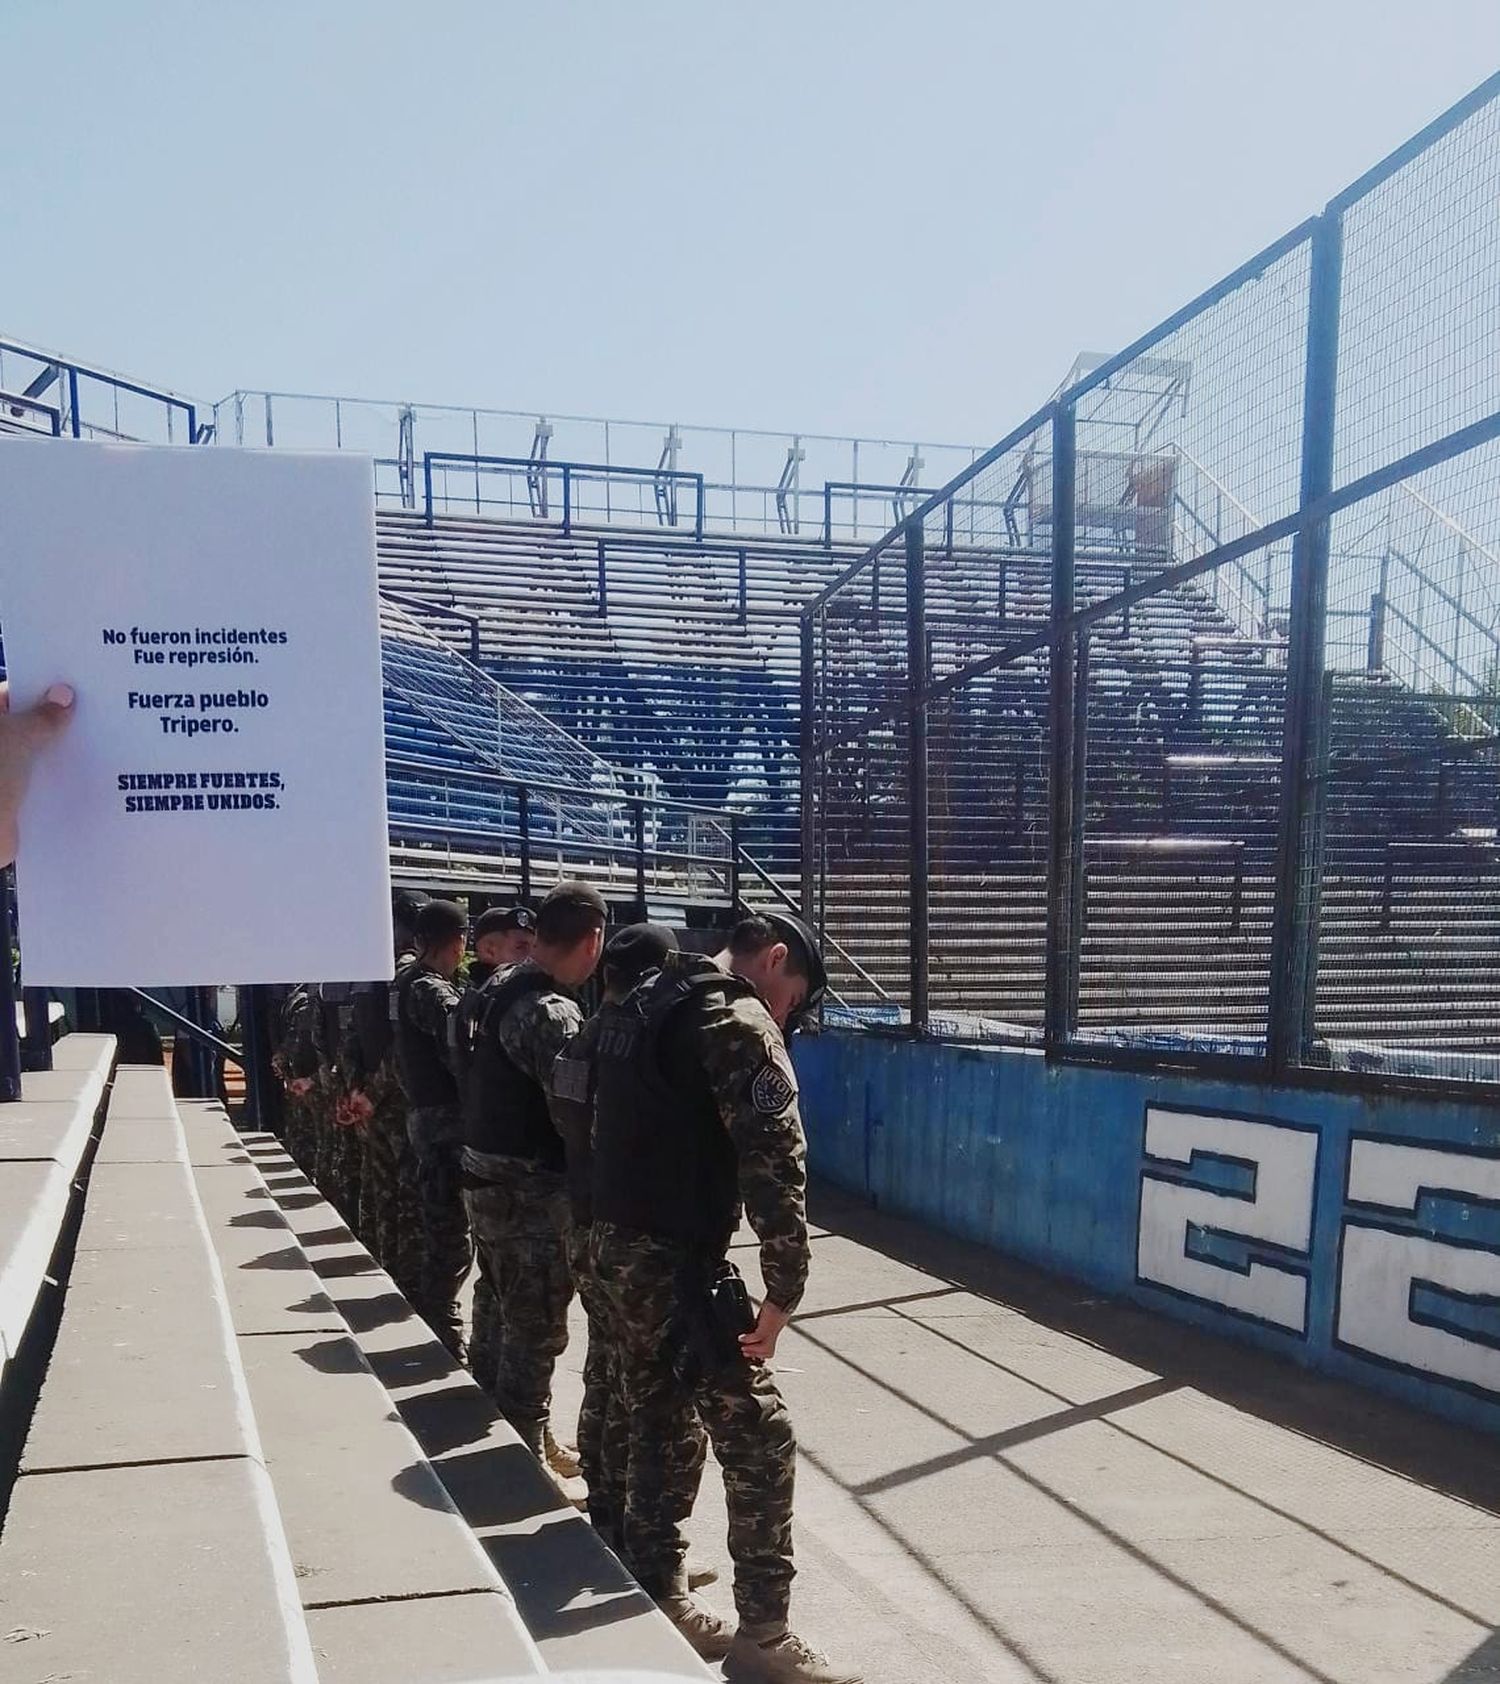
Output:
[336, 1089, 373, 1128]
[739, 1299, 792, 1363]
[0, 683, 75, 868]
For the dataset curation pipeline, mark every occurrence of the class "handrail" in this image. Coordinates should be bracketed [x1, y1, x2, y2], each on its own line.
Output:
[380, 596, 620, 787]
[1399, 482, 1500, 577]
[384, 752, 741, 824]
[821, 481, 941, 548]
[422, 451, 706, 537]
[0, 336, 202, 442]
[0, 388, 63, 437]
[218, 386, 978, 454]
[713, 823, 885, 1005]
[129, 988, 244, 1066]
[381, 590, 481, 663]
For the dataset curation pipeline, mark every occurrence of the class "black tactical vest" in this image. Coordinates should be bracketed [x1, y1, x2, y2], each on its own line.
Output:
[591, 956, 754, 1251]
[462, 964, 562, 1169]
[393, 963, 458, 1109]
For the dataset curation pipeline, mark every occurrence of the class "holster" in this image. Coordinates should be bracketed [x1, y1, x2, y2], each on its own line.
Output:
[672, 1253, 756, 1384]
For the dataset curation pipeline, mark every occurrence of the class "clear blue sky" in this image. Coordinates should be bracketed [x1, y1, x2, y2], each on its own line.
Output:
[5, 1, 1499, 448]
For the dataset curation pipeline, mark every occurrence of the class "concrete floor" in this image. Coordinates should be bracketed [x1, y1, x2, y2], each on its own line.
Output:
[552, 1186, 1500, 1684]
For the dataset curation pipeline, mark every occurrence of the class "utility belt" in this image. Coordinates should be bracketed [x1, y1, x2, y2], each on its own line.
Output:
[461, 1146, 559, 1186]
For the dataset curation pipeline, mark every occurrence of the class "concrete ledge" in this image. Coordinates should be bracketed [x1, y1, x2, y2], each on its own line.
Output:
[0, 1033, 114, 1386]
[305, 1591, 542, 1684]
[20, 1240, 247, 1471]
[185, 1107, 550, 1680]
[238, 1130, 710, 1679]
[1, 1063, 319, 1684]
[0, 1457, 316, 1684]
[73, 1158, 211, 1252]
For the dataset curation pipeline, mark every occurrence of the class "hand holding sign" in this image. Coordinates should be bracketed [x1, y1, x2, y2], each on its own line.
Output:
[0, 440, 392, 986]
[0, 682, 75, 868]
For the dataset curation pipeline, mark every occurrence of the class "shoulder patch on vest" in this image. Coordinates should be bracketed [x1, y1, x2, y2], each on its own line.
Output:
[552, 1056, 592, 1104]
[750, 1060, 796, 1116]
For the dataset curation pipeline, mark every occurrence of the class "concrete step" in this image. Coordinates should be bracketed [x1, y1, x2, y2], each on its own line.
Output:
[183, 1108, 709, 1679]
[0, 1033, 113, 1392]
[181, 1100, 550, 1682]
[0, 1054, 320, 1684]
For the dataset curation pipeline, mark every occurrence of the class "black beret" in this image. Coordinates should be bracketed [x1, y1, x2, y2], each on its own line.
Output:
[763, 909, 827, 1008]
[541, 881, 609, 919]
[392, 888, 430, 927]
[475, 904, 537, 940]
[602, 922, 679, 983]
[414, 899, 467, 943]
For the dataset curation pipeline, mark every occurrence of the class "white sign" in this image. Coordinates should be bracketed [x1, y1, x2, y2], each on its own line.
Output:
[1138, 1106, 1317, 1333]
[0, 439, 392, 986]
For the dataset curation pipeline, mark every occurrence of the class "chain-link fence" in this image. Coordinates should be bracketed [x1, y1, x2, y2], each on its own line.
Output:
[802, 72, 1500, 1088]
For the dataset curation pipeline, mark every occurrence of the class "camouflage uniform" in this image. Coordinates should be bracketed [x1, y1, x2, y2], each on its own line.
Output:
[274, 985, 321, 1173]
[461, 962, 581, 1455]
[344, 956, 422, 1292]
[552, 1010, 702, 1551]
[448, 962, 500, 1396]
[394, 964, 472, 1357]
[318, 985, 364, 1226]
[592, 960, 809, 1636]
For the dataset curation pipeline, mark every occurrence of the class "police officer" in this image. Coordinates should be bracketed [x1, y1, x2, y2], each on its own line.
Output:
[460, 882, 605, 1469]
[317, 982, 363, 1223]
[471, 904, 538, 981]
[551, 922, 684, 1553]
[273, 982, 320, 1171]
[452, 903, 537, 1396]
[392, 897, 472, 1357]
[591, 912, 861, 1683]
[341, 889, 427, 1291]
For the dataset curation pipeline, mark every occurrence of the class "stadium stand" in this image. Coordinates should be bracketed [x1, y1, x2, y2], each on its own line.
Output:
[372, 495, 1500, 1051]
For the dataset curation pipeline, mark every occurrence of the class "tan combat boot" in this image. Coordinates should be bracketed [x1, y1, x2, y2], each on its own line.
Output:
[659, 1592, 735, 1661]
[543, 1424, 581, 1480]
[725, 1627, 864, 1683]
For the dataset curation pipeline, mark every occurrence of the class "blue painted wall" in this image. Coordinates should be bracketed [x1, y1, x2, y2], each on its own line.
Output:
[794, 1032, 1500, 1435]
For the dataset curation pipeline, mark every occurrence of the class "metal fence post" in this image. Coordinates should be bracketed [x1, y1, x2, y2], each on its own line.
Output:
[729, 811, 742, 913]
[1268, 210, 1343, 1074]
[239, 984, 277, 1130]
[1045, 404, 1081, 1050]
[0, 872, 21, 1101]
[21, 988, 52, 1071]
[905, 519, 930, 1037]
[1367, 592, 1386, 671]
[562, 464, 573, 536]
[799, 616, 817, 923]
[1069, 631, 1091, 961]
[518, 787, 533, 902]
[633, 801, 648, 921]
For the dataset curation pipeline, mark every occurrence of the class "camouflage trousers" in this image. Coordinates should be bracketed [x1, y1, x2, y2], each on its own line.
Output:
[327, 1112, 364, 1227]
[571, 1225, 634, 1547]
[359, 1094, 421, 1298]
[406, 1107, 473, 1358]
[592, 1222, 794, 1632]
[311, 1085, 342, 1201]
[463, 1153, 574, 1457]
[279, 1091, 317, 1174]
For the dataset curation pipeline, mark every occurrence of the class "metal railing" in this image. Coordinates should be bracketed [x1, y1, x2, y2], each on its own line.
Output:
[801, 70, 1500, 1093]
[0, 337, 204, 445]
[421, 452, 707, 538]
[212, 387, 980, 543]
